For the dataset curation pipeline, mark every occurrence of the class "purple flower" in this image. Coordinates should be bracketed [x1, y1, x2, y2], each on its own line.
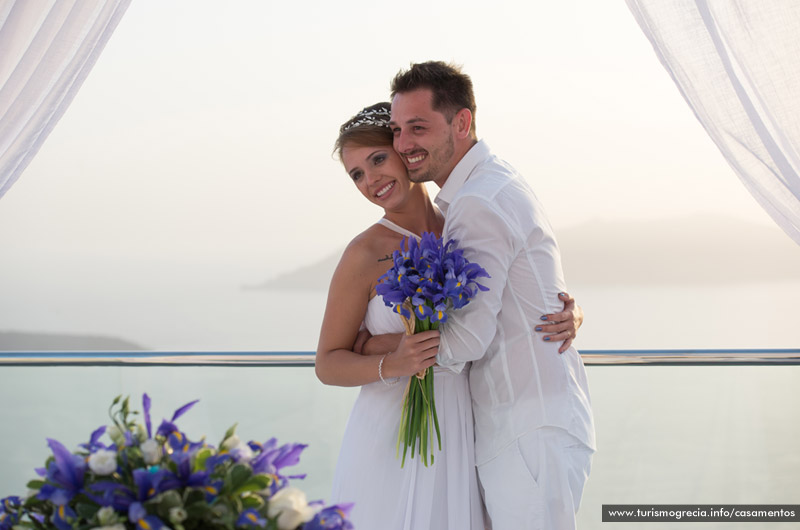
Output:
[143, 393, 153, 439]
[37, 439, 86, 505]
[129, 501, 168, 530]
[0, 496, 21, 530]
[250, 441, 308, 494]
[85, 479, 135, 512]
[237, 508, 267, 528]
[51, 504, 77, 530]
[303, 504, 355, 530]
[154, 398, 198, 439]
[79, 425, 108, 452]
[171, 399, 199, 423]
[377, 233, 489, 324]
[133, 468, 180, 501]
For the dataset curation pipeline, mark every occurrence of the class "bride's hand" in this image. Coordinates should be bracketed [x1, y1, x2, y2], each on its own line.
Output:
[535, 292, 584, 353]
[382, 331, 439, 378]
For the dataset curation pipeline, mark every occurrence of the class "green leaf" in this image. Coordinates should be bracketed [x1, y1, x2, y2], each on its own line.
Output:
[241, 495, 265, 510]
[220, 423, 238, 446]
[429, 373, 441, 451]
[185, 501, 211, 520]
[26, 479, 45, 490]
[421, 400, 428, 466]
[411, 382, 422, 459]
[397, 381, 411, 462]
[194, 447, 214, 472]
[250, 475, 272, 490]
[183, 489, 206, 506]
[234, 476, 271, 496]
[399, 383, 412, 467]
[76, 502, 99, 520]
[226, 463, 252, 492]
[156, 490, 183, 512]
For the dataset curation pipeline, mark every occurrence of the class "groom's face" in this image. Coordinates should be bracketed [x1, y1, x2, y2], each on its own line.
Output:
[390, 89, 456, 187]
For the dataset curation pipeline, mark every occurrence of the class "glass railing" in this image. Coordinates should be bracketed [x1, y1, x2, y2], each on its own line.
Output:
[1, 349, 798, 530]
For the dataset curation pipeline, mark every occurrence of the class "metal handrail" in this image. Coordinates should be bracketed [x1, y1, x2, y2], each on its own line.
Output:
[1, 349, 798, 366]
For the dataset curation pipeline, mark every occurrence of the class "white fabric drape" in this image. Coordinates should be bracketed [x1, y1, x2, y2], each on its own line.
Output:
[626, 0, 800, 245]
[0, 0, 131, 200]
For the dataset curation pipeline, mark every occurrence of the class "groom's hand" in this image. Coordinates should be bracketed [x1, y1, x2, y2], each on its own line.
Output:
[360, 332, 403, 356]
[352, 329, 372, 354]
[536, 292, 584, 353]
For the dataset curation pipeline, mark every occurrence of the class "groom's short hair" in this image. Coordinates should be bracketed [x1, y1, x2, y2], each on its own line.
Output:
[390, 61, 477, 138]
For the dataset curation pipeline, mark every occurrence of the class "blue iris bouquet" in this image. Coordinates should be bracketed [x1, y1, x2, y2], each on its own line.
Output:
[376, 232, 489, 467]
[0, 395, 353, 530]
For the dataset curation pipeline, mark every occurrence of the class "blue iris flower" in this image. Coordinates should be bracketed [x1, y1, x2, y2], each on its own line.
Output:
[79, 426, 108, 452]
[303, 504, 355, 530]
[165, 443, 221, 501]
[204, 452, 233, 472]
[237, 508, 267, 528]
[84, 480, 135, 512]
[0, 496, 21, 530]
[133, 468, 180, 501]
[250, 440, 307, 494]
[129, 501, 167, 530]
[85, 469, 178, 526]
[143, 393, 153, 439]
[154, 398, 199, 438]
[377, 233, 490, 323]
[51, 503, 77, 530]
[37, 439, 86, 506]
[85, 468, 180, 513]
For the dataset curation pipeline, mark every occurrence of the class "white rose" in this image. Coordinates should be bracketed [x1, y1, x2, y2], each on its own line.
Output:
[221, 434, 242, 452]
[107, 425, 125, 446]
[221, 434, 253, 463]
[135, 424, 148, 443]
[231, 443, 254, 463]
[169, 507, 188, 524]
[88, 449, 117, 476]
[140, 439, 162, 465]
[96, 506, 118, 526]
[267, 487, 315, 530]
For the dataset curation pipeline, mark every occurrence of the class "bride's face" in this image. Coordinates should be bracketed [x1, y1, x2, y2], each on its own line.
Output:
[341, 144, 413, 209]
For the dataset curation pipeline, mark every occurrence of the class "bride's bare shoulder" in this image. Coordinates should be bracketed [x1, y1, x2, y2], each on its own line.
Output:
[337, 223, 394, 272]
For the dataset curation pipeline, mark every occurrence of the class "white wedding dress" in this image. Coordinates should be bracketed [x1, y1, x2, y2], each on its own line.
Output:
[330, 219, 485, 530]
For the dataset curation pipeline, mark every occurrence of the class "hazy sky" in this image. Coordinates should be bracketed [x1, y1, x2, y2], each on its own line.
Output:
[0, 0, 781, 275]
[1, 0, 799, 353]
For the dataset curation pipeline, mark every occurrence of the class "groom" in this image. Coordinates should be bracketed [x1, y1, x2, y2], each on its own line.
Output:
[388, 61, 596, 529]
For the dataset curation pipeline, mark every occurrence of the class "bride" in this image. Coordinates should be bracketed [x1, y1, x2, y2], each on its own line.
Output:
[315, 102, 580, 529]
[315, 101, 484, 529]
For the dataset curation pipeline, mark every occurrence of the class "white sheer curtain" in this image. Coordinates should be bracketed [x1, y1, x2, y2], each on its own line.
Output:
[626, 0, 800, 245]
[0, 0, 131, 199]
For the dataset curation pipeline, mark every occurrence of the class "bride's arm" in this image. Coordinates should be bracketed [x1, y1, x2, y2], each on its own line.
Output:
[315, 244, 438, 387]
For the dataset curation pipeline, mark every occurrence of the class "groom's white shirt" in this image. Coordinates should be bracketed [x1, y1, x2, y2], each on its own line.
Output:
[435, 140, 596, 466]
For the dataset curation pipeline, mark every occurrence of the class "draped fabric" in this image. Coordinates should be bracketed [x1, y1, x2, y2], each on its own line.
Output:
[0, 0, 131, 199]
[626, 0, 800, 245]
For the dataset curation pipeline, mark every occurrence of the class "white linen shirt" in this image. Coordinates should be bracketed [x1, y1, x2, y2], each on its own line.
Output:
[435, 140, 596, 466]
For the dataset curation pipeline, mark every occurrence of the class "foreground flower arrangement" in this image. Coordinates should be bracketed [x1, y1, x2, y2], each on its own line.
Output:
[376, 232, 489, 467]
[0, 395, 353, 530]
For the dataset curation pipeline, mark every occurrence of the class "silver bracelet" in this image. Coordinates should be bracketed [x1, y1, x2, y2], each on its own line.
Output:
[379, 353, 398, 386]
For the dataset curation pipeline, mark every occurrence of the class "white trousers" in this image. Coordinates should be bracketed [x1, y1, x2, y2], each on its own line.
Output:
[477, 427, 594, 530]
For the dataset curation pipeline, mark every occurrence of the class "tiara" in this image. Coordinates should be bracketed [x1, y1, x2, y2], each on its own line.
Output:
[342, 106, 391, 131]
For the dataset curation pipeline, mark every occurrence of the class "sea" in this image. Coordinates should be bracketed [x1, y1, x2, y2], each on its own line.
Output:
[1, 270, 799, 529]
